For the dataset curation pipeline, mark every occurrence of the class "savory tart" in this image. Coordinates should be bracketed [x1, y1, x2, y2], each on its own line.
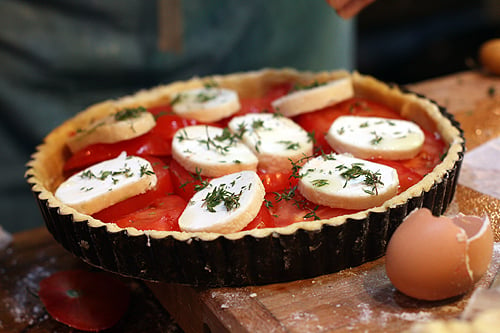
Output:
[26, 69, 464, 286]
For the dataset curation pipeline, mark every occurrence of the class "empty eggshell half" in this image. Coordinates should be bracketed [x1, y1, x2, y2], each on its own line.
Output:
[385, 208, 494, 301]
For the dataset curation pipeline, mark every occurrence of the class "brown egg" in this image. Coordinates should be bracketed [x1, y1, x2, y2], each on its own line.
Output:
[385, 208, 494, 301]
[479, 39, 500, 75]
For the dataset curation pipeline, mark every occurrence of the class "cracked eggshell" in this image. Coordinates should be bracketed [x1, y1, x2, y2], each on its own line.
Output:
[385, 208, 494, 301]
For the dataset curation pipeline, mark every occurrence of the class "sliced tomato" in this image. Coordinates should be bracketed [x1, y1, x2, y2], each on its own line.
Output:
[169, 159, 212, 201]
[150, 113, 202, 143]
[63, 132, 171, 173]
[264, 191, 315, 227]
[265, 189, 358, 228]
[39, 269, 130, 331]
[242, 204, 275, 230]
[370, 158, 422, 194]
[257, 169, 299, 193]
[314, 205, 358, 220]
[401, 130, 447, 177]
[93, 156, 174, 222]
[112, 195, 186, 231]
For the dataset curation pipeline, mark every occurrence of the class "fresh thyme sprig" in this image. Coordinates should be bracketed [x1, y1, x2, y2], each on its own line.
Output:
[80, 166, 135, 181]
[180, 167, 209, 192]
[202, 184, 242, 212]
[336, 163, 384, 195]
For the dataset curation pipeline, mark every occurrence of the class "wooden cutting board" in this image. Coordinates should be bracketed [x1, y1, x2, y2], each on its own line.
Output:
[149, 71, 500, 332]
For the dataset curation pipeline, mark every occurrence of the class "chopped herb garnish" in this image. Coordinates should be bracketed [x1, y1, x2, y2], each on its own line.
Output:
[140, 165, 155, 177]
[264, 199, 273, 208]
[307, 131, 317, 144]
[337, 163, 384, 195]
[303, 205, 320, 220]
[199, 126, 233, 155]
[202, 184, 242, 212]
[114, 107, 146, 122]
[311, 179, 329, 187]
[251, 119, 265, 130]
[370, 131, 383, 145]
[278, 140, 300, 150]
[195, 90, 218, 103]
[176, 128, 190, 142]
[170, 93, 184, 106]
[273, 185, 298, 202]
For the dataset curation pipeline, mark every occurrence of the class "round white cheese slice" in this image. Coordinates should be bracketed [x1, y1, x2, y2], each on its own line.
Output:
[227, 113, 313, 173]
[67, 107, 156, 153]
[171, 125, 258, 178]
[55, 152, 157, 215]
[270, 77, 354, 117]
[178, 171, 265, 233]
[171, 87, 240, 122]
[298, 154, 399, 210]
[326, 116, 425, 160]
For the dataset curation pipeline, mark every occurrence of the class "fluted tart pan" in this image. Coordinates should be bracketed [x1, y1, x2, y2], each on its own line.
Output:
[26, 69, 465, 286]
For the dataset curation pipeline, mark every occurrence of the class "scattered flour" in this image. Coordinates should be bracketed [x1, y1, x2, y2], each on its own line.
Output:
[3, 265, 52, 323]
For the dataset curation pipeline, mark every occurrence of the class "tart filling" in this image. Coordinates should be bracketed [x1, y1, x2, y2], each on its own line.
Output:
[26, 69, 464, 286]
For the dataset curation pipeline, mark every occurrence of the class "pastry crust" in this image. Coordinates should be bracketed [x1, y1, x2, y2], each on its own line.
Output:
[26, 68, 465, 285]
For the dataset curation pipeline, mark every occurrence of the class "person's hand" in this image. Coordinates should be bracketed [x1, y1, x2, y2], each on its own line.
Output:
[325, 0, 375, 19]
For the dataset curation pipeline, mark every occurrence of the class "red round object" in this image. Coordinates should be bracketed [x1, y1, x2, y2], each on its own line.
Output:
[39, 270, 131, 331]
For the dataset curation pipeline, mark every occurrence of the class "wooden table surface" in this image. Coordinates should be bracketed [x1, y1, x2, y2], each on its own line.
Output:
[2, 70, 500, 332]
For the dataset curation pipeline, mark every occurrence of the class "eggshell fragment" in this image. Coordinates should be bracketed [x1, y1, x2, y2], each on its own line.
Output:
[385, 208, 494, 301]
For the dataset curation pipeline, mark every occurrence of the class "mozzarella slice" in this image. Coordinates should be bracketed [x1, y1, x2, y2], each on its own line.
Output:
[67, 107, 156, 153]
[171, 87, 241, 122]
[271, 77, 354, 117]
[326, 116, 425, 160]
[227, 113, 313, 173]
[298, 154, 399, 210]
[55, 152, 157, 215]
[171, 125, 258, 178]
[178, 171, 265, 233]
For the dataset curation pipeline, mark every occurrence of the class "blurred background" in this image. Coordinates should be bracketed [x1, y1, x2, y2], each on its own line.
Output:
[357, 0, 500, 83]
[2, 0, 500, 234]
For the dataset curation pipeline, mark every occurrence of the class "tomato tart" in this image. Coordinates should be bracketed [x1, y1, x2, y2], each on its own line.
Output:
[26, 69, 465, 286]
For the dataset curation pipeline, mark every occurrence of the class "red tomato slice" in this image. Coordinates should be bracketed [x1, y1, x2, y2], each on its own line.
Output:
[93, 156, 174, 222]
[39, 269, 130, 331]
[264, 191, 315, 227]
[63, 132, 171, 173]
[169, 159, 212, 201]
[242, 204, 275, 230]
[113, 195, 186, 231]
[370, 158, 422, 194]
[401, 131, 447, 176]
[150, 113, 202, 142]
[265, 190, 358, 228]
[257, 169, 298, 193]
